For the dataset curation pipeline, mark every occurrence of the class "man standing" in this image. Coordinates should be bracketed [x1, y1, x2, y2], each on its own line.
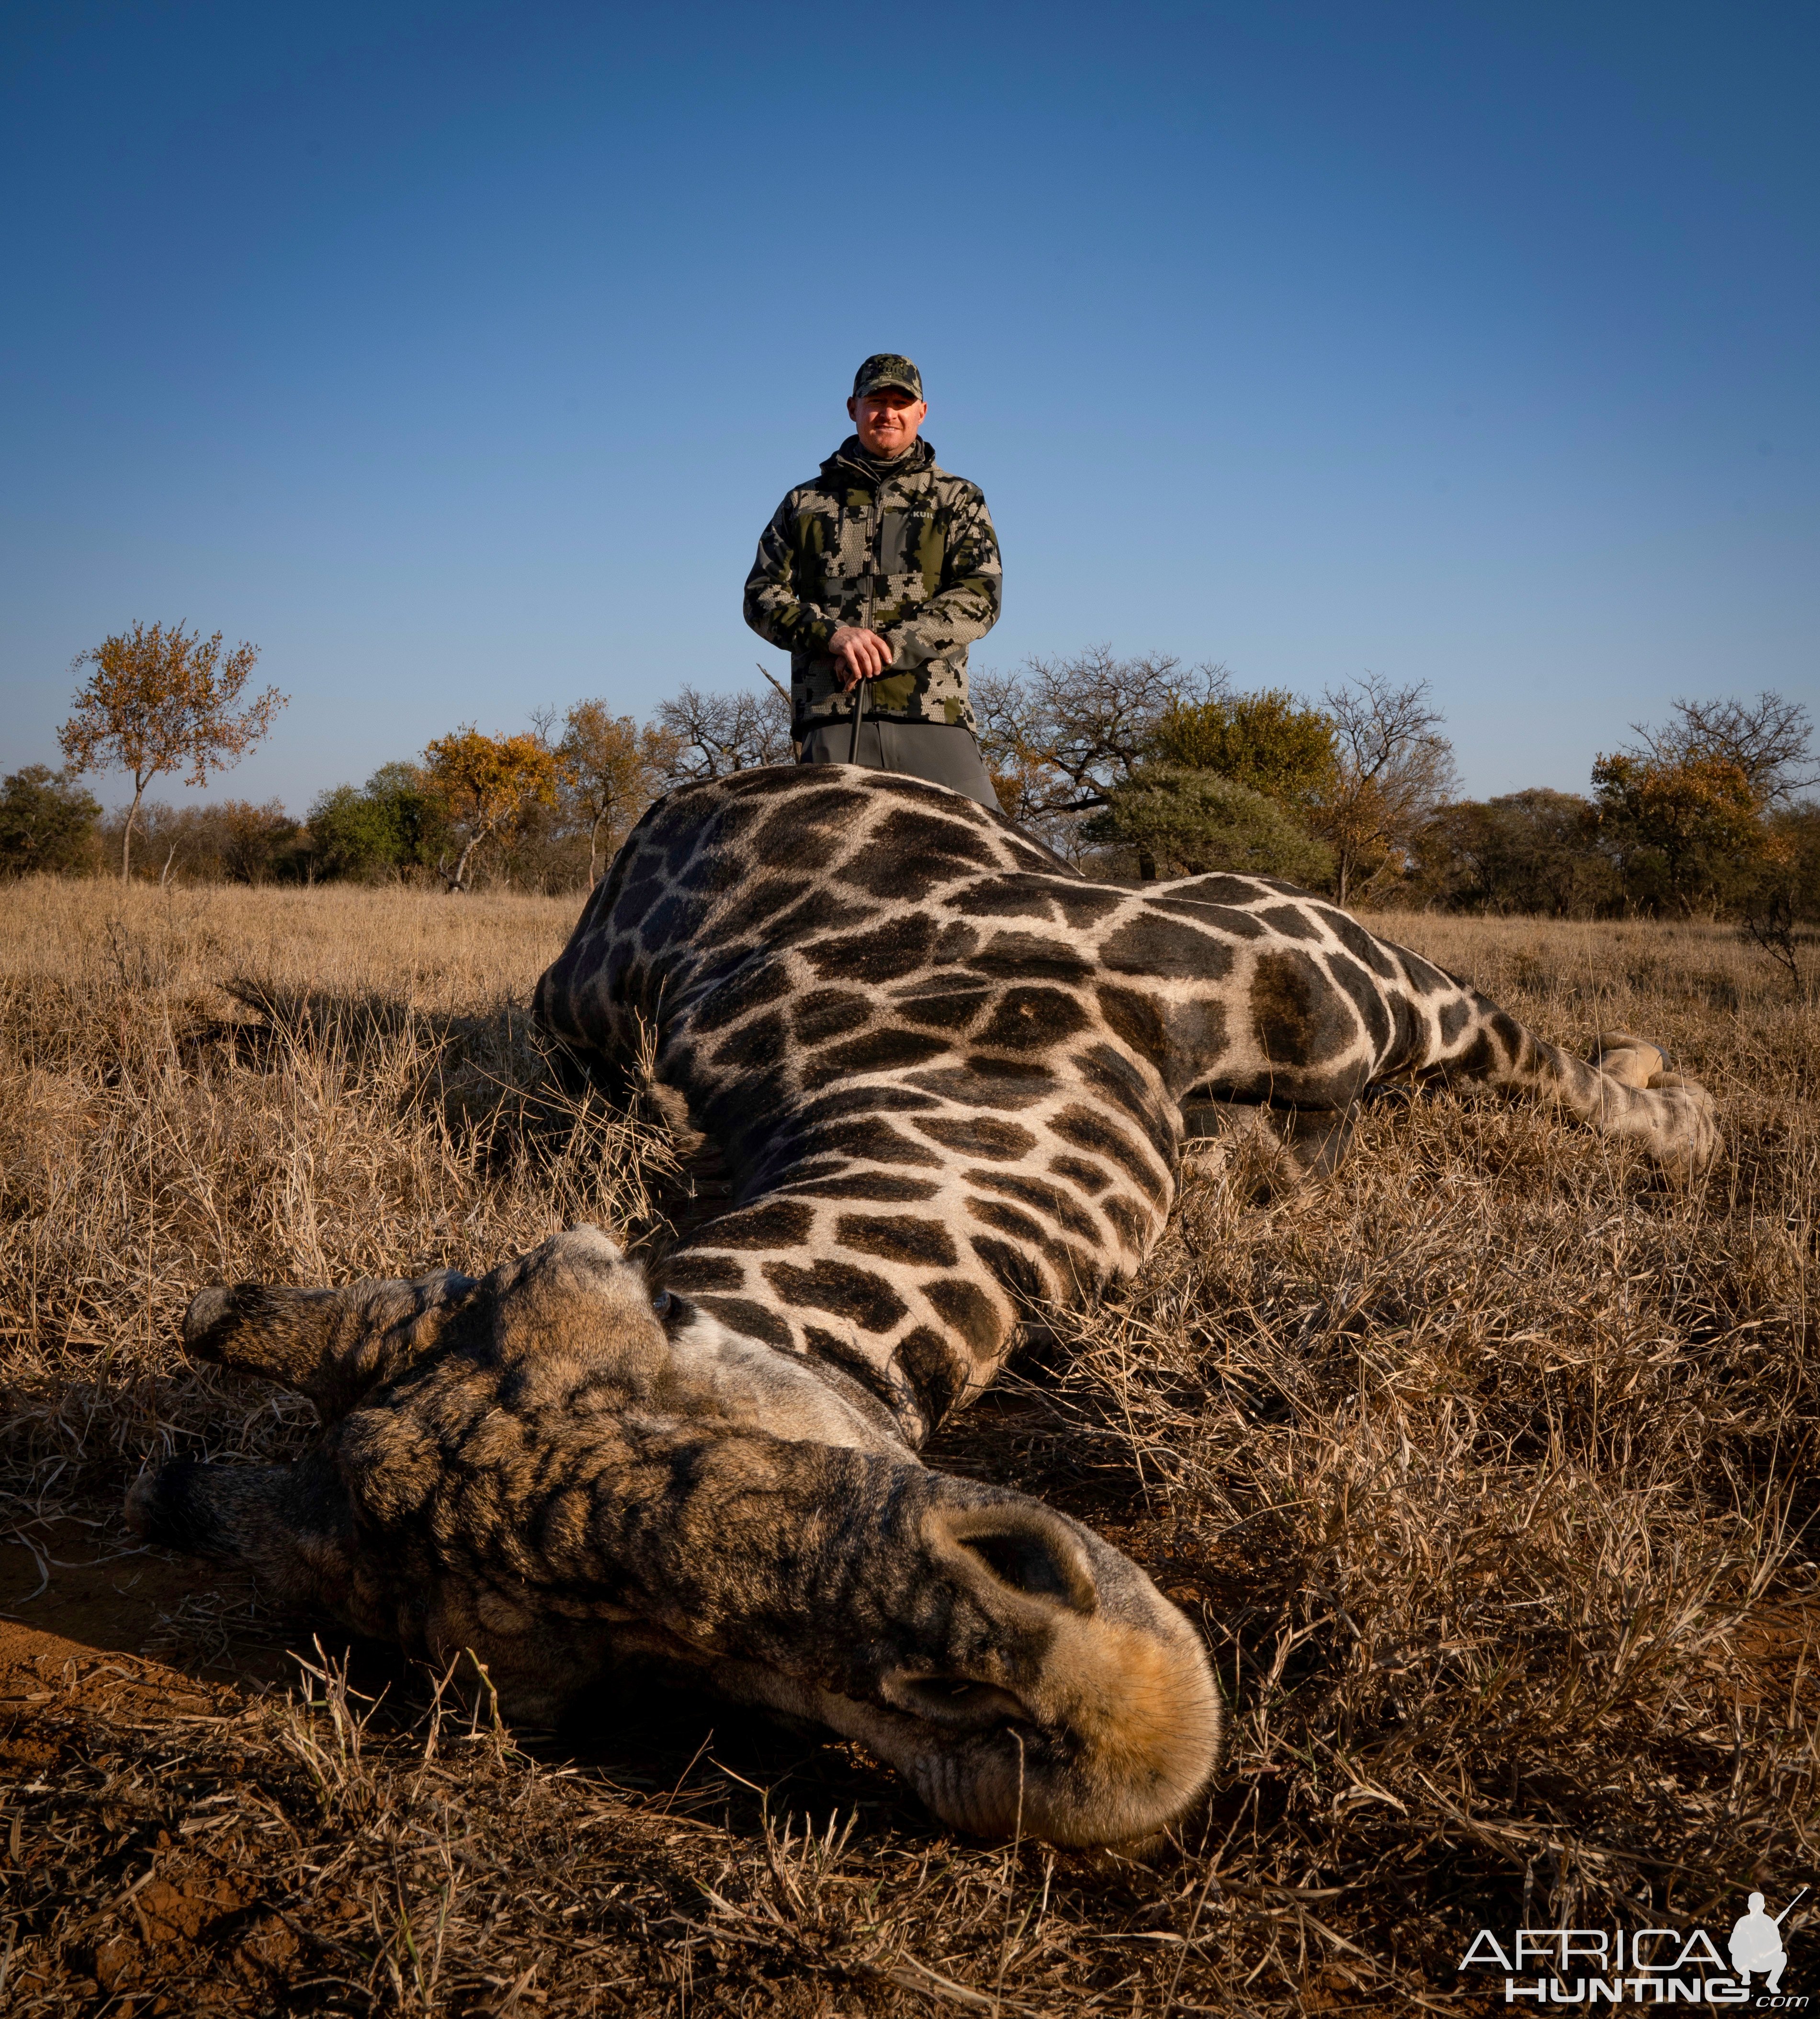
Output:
[744, 354, 1003, 808]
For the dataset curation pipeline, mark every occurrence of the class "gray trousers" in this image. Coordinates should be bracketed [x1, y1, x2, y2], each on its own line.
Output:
[796, 717, 1001, 811]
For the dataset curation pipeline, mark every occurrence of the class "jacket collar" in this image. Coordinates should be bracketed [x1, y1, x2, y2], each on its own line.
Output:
[823, 434, 935, 492]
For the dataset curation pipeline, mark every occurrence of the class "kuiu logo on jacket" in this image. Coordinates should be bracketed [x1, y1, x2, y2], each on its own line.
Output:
[1458, 1889, 1808, 2005]
[744, 434, 1003, 733]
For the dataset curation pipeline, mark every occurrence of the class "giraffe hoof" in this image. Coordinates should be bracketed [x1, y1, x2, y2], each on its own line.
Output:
[1589, 1030, 1668, 1091]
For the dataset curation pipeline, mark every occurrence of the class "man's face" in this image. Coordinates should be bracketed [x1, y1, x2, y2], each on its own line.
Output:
[848, 386, 927, 458]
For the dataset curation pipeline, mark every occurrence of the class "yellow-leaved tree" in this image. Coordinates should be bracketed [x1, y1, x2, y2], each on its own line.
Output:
[556, 701, 684, 885]
[421, 727, 562, 892]
[58, 621, 285, 880]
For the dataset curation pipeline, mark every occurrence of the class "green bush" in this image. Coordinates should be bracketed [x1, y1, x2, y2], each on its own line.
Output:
[0, 765, 102, 877]
[1085, 767, 1335, 886]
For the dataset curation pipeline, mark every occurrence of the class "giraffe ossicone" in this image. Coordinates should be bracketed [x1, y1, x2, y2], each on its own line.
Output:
[130, 768, 1718, 1847]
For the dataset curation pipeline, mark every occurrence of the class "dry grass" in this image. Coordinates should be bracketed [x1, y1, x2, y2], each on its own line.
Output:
[1, 878, 1816, 2016]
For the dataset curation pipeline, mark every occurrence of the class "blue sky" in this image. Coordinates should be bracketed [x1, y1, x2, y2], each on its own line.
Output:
[3, 0, 1814, 813]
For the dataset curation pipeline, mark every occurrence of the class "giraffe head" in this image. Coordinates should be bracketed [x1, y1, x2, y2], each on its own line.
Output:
[129, 1227, 1221, 1847]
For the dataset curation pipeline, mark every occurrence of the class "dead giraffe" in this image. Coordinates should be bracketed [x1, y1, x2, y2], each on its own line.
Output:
[132, 768, 1717, 1845]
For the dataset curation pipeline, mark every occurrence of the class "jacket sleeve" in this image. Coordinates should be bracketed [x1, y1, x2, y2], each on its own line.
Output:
[876, 486, 1003, 669]
[743, 495, 838, 656]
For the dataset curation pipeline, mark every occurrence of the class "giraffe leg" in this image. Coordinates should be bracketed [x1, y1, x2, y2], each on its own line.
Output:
[1427, 1000, 1719, 1176]
[1181, 1097, 1358, 1196]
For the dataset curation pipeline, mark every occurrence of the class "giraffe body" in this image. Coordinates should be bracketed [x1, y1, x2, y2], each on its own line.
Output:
[129, 768, 1716, 1846]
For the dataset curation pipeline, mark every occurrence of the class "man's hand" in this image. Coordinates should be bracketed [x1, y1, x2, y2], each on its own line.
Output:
[829, 626, 893, 690]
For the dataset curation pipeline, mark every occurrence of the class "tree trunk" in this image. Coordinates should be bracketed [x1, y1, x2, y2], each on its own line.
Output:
[589, 812, 607, 886]
[121, 778, 148, 882]
[1136, 848, 1158, 882]
[446, 832, 485, 893]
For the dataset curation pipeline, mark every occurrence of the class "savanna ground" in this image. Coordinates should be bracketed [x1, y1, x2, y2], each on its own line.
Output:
[1, 873, 1815, 2017]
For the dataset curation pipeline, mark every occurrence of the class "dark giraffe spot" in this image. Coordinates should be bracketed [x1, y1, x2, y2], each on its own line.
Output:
[1151, 897, 1266, 938]
[1314, 905, 1403, 980]
[1257, 903, 1324, 942]
[1047, 883, 1126, 926]
[1251, 949, 1357, 1067]
[1438, 995, 1473, 1045]
[800, 1084, 944, 1122]
[913, 1115, 1038, 1160]
[920, 1275, 1004, 1358]
[895, 1326, 970, 1426]
[803, 914, 938, 984]
[803, 1026, 953, 1088]
[836, 1214, 959, 1268]
[1096, 983, 1228, 1094]
[893, 987, 992, 1031]
[1073, 1043, 1177, 1159]
[722, 767, 825, 799]
[697, 1201, 815, 1249]
[611, 872, 664, 933]
[639, 890, 708, 951]
[1164, 875, 1267, 906]
[662, 1254, 746, 1292]
[809, 1118, 944, 1167]
[1099, 1192, 1153, 1249]
[1489, 1008, 1529, 1067]
[1103, 913, 1240, 980]
[1096, 983, 1166, 1058]
[1325, 950, 1393, 1055]
[964, 931, 1095, 985]
[766, 883, 880, 941]
[791, 989, 874, 1046]
[946, 876, 1062, 922]
[966, 1169, 1102, 1245]
[691, 958, 793, 1035]
[694, 1296, 796, 1351]
[968, 1201, 1097, 1296]
[879, 806, 1002, 863]
[777, 1173, 941, 1202]
[802, 1326, 904, 1412]
[968, 1233, 1048, 1304]
[973, 985, 1090, 1052]
[712, 1010, 790, 1075]
[1052, 1104, 1167, 1203]
[1049, 1154, 1111, 1195]
[1397, 947, 1455, 995]
[907, 1064, 1053, 1111]
[840, 810, 1000, 901]
[700, 875, 814, 947]
[750, 790, 870, 866]
[761, 1259, 908, 1334]
[664, 828, 706, 878]
[932, 920, 982, 964]
[1448, 1028, 1493, 1074]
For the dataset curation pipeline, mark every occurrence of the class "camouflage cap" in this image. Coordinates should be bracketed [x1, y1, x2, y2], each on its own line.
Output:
[852, 353, 924, 401]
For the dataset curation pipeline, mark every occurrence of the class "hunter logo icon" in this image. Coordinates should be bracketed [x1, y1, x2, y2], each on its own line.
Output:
[1733, 1890, 1807, 1997]
[1458, 1883, 1811, 2003]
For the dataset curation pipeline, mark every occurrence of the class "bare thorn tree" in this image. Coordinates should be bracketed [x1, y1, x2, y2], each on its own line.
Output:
[1627, 691, 1817, 808]
[973, 647, 1228, 857]
[58, 620, 285, 880]
[653, 682, 793, 783]
[1315, 672, 1459, 905]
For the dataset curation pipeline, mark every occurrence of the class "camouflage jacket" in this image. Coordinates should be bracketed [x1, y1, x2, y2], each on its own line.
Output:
[743, 437, 1002, 733]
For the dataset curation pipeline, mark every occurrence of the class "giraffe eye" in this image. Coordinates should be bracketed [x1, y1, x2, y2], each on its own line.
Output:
[650, 1290, 671, 1317]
